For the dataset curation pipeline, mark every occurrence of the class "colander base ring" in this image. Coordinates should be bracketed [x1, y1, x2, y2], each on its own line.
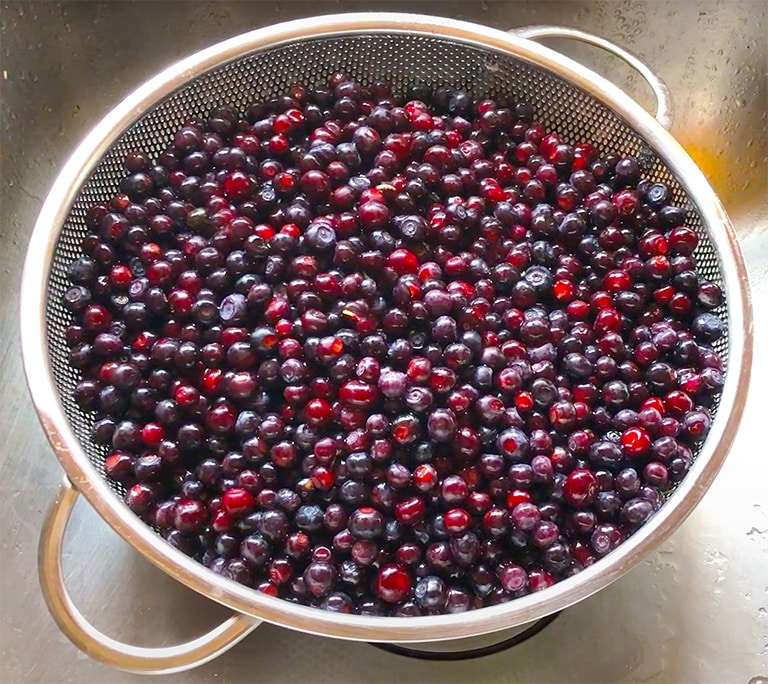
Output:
[369, 611, 561, 660]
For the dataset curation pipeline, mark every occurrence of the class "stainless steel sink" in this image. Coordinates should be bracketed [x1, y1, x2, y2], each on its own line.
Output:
[1, 2, 766, 682]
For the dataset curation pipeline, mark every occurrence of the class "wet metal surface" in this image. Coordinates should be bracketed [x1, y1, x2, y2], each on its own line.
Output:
[1, 1, 766, 682]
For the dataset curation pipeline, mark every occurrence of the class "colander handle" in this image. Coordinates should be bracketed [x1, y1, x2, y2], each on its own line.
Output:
[38, 477, 262, 674]
[510, 25, 674, 131]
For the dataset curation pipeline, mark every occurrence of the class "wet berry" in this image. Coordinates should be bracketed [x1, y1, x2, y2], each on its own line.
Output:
[375, 564, 412, 603]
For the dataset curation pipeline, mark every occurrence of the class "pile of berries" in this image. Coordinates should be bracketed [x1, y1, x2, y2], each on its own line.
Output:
[61, 75, 725, 616]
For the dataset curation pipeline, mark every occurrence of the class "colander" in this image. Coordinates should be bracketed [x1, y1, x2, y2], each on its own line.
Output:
[20, 13, 752, 674]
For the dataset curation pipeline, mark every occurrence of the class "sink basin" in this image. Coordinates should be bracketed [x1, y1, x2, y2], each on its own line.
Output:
[1, 2, 765, 682]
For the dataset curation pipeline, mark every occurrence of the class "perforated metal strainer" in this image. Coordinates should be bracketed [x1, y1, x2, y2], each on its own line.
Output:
[20, 13, 752, 674]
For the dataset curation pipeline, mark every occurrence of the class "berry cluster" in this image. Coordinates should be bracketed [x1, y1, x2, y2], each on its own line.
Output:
[62, 75, 725, 616]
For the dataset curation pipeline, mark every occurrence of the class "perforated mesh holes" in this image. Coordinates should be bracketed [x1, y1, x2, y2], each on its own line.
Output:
[45, 32, 729, 499]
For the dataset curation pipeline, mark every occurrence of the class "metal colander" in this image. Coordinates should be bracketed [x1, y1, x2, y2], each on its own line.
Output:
[22, 13, 751, 675]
